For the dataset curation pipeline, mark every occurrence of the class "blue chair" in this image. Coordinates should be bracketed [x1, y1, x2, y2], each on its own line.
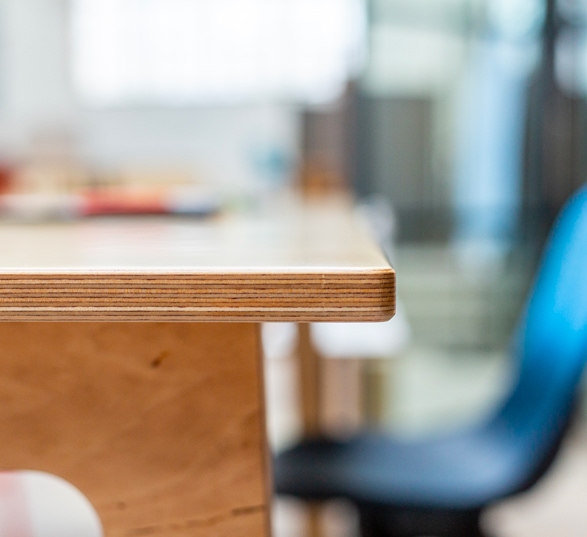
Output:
[274, 186, 587, 537]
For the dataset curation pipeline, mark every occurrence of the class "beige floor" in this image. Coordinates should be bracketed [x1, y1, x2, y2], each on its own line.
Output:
[485, 424, 587, 537]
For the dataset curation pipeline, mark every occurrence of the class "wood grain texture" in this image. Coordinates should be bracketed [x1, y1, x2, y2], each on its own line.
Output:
[297, 324, 322, 436]
[0, 199, 395, 321]
[0, 322, 270, 537]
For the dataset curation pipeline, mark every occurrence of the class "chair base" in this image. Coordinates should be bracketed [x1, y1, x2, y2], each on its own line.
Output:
[358, 505, 487, 537]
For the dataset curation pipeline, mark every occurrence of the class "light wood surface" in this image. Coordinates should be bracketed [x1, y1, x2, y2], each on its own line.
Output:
[0, 199, 395, 322]
[0, 322, 269, 537]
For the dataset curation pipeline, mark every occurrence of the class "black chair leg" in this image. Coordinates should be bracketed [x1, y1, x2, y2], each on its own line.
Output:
[358, 505, 487, 537]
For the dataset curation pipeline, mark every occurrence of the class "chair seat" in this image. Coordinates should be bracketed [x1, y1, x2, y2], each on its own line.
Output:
[274, 424, 537, 511]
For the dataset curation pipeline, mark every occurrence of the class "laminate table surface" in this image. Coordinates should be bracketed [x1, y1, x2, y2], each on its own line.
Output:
[0, 197, 395, 322]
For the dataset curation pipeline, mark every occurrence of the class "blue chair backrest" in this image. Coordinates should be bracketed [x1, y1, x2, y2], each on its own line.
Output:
[497, 186, 587, 448]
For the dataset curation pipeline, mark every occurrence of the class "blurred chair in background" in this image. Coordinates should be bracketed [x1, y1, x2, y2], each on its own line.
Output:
[274, 186, 587, 537]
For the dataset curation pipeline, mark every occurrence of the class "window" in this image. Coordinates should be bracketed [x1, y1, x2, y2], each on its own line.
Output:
[71, 0, 365, 106]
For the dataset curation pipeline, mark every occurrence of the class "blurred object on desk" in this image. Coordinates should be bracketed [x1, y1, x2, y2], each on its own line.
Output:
[79, 184, 221, 218]
[11, 162, 89, 197]
[296, 87, 358, 201]
[0, 161, 223, 221]
[298, 158, 349, 201]
[0, 163, 15, 196]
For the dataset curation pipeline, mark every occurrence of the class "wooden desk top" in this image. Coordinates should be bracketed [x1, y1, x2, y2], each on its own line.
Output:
[0, 198, 395, 321]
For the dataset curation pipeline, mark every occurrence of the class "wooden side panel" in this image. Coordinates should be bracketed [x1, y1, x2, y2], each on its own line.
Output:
[0, 323, 269, 537]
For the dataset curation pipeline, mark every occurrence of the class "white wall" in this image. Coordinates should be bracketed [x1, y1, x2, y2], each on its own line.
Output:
[0, 0, 301, 188]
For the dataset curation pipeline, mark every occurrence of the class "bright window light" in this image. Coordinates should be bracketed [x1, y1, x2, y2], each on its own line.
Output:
[71, 0, 365, 106]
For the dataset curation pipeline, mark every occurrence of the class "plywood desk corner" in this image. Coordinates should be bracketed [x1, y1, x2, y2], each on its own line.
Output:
[0, 204, 395, 322]
[0, 200, 394, 537]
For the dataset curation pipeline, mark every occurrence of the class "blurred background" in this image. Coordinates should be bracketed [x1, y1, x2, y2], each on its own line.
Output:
[1, 0, 587, 535]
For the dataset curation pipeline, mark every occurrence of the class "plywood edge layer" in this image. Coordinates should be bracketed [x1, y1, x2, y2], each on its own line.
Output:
[0, 269, 395, 322]
[0, 304, 395, 322]
[0, 309, 395, 323]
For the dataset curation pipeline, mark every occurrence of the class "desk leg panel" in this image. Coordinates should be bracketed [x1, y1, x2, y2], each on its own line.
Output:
[0, 322, 270, 537]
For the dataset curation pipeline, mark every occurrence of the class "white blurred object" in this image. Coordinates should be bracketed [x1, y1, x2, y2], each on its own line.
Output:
[0, 471, 103, 537]
[262, 322, 298, 362]
[261, 309, 410, 362]
[310, 302, 411, 359]
[71, 0, 366, 106]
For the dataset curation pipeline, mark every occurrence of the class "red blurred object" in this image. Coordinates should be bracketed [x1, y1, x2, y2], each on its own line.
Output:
[0, 164, 14, 195]
[80, 189, 167, 216]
